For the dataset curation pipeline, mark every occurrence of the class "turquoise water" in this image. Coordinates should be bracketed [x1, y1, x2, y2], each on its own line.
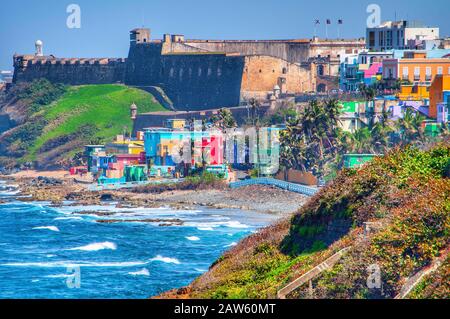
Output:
[0, 180, 277, 298]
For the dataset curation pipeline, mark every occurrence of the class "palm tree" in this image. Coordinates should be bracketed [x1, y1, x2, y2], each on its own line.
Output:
[396, 108, 426, 144]
[210, 108, 237, 130]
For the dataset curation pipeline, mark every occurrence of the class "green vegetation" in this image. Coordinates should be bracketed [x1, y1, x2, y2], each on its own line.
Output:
[279, 99, 449, 181]
[0, 80, 166, 168]
[174, 141, 449, 299]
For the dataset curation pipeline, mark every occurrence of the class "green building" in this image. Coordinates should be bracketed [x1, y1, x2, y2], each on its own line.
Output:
[343, 154, 380, 169]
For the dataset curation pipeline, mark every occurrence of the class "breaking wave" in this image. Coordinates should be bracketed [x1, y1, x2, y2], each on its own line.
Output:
[150, 255, 180, 265]
[128, 268, 150, 276]
[32, 226, 60, 232]
[67, 242, 117, 251]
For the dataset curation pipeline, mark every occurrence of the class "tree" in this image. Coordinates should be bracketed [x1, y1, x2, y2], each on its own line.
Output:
[280, 99, 342, 178]
[210, 108, 237, 130]
[396, 108, 426, 145]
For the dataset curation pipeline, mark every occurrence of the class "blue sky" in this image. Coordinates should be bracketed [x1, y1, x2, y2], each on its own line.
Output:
[1, 0, 449, 70]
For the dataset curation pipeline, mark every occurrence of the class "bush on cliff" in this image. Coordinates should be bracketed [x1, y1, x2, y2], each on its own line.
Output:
[167, 140, 449, 299]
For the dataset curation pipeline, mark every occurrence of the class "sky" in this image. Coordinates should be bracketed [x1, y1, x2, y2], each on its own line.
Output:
[1, 0, 449, 70]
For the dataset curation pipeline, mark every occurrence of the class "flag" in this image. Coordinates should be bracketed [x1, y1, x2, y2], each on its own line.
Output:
[314, 19, 320, 25]
[338, 19, 343, 25]
[326, 19, 331, 25]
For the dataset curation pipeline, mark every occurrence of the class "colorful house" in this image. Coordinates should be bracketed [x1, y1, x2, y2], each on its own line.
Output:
[429, 75, 450, 119]
[383, 51, 450, 85]
[165, 119, 187, 130]
[338, 101, 377, 133]
[143, 128, 224, 175]
[343, 154, 380, 169]
[84, 145, 105, 173]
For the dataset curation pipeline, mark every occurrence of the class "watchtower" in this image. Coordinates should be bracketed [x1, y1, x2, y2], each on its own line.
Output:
[130, 28, 151, 45]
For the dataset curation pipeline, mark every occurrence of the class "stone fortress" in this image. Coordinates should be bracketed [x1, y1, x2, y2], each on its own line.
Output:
[13, 28, 365, 110]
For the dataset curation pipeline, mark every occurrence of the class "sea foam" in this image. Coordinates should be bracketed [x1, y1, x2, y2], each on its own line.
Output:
[32, 226, 60, 232]
[186, 236, 200, 241]
[1, 260, 146, 268]
[128, 268, 150, 276]
[150, 255, 180, 264]
[68, 242, 117, 251]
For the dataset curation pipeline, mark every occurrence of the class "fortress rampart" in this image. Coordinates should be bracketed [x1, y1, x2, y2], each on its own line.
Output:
[12, 28, 365, 110]
[13, 55, 126, 85]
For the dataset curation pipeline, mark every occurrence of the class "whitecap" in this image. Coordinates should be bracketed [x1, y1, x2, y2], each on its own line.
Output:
[225, 242, 237, 247]
[197, 227, 214, 231]
[194, 268, 207, 273]
[186, 236, 200, 241]
[224, 221, 249, 229]
[45, 274, 72, 278]
[54, 216, 83, 221]
[67, 241, 117, 251]
[150, 255, 180, 265]
[32, 226, 60, 232]
[1, 260, 146, 267]
[128, 268, 150, 276]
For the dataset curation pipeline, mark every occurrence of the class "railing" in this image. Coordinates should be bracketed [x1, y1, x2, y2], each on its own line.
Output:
[87, 178, 183, 191]
[277, 247, 351, 299]
[229, 178, 318, 196]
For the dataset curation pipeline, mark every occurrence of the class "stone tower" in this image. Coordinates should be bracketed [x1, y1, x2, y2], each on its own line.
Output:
[130, 28, 150, 45]
[130, 102, 137, 120]
[35, 40, 43, 57]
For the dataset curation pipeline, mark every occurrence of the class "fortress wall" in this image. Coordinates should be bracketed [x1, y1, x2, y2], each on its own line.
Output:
[125, 43, 245, 110]
[161, 41, 210, 54]
[183, 40, 365, 64]
[13, 57, 125, 85]
[184, 41, 311, 63]
[241, 55, 313, 94]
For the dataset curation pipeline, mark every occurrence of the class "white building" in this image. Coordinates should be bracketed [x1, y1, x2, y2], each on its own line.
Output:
[366, 21, 439, 51]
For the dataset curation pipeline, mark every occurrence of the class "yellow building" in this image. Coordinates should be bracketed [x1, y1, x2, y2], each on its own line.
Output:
[429, 75, 450, 118]
[398, 84, 430, 101]
[165, 119, 187, 130]
[106, 139, 145, 155]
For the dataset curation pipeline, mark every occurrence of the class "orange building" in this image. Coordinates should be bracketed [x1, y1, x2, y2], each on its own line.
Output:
[429, 75, 450, 118]
[383, 51, 450, 84]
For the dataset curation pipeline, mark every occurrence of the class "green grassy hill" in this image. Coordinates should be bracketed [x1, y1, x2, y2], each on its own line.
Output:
[0, 81, 166, 168]
[160, 141, 450, 299]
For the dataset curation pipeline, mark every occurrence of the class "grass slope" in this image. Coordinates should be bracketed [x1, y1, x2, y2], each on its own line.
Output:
[2, 84, 166, 167]
[161, 141, 450, 299]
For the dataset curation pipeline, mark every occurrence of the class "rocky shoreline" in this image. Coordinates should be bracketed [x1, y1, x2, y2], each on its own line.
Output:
[0, 172, 309, 215]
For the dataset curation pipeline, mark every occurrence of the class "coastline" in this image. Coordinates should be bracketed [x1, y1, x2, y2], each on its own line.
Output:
[0, 170, 310, 298]
[1, 170, 309, 215]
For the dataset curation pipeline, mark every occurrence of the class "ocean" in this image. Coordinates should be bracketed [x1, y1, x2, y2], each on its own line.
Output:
[0, 180, 277, 298]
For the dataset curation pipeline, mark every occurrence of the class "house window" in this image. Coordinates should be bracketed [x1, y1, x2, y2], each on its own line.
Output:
[414, 67, 421, 81]
[402, 67, 409, 80]
[425, 67, 432, 81]
[437, 67, 443, 75]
